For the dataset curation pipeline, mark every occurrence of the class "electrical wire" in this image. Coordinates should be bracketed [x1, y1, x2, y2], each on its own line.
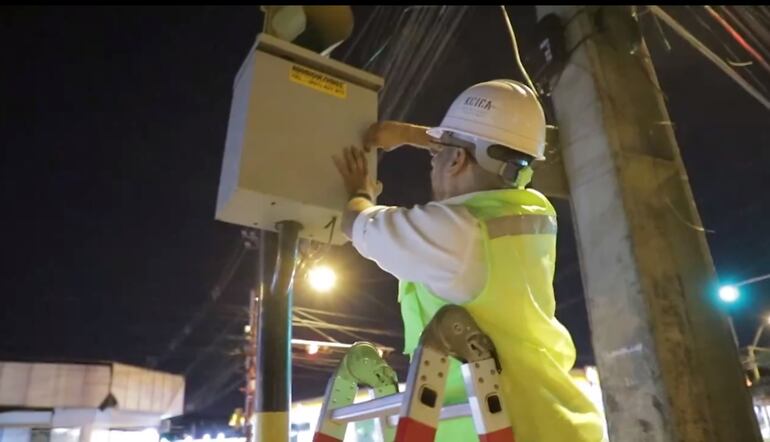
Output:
[362, 6, 428, 70]
[386, 6, 451, 120]
[294, 309, 343, 342]
[500, 5, 538, 96]
[360, 6, 403, 69]
[548, 32, 600, 93]
[739, 7, 770, 52]
[736, 273, 770, 288]
[340, 6, 381, 63]
[151, 235, 250, 368]
[688, 6, 750, 65]
[704, 6, 770, 75]
[686, 6, 768, 94]
[380, 6, 438, 119]
[369, 6, 470, 121]
[687, 6, 754, 66]
[292, 318, 403, 338]
[533, 9, 608, 97]
[376, 7, 427, 103]
[649, 6, 770, 110]
[759, 6, 770, 26]
[294, 306, 382, 322]
[651, 13, 672, 52]
[186, 353, 241, 411]
[394, 6, 470, 121]
[183, 316, 243, 377]
[294, 315, 367, 342]
[721, 6, 770, 62]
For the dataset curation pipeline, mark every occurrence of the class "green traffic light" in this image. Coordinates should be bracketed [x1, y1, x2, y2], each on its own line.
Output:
[719, 285, 740, 303]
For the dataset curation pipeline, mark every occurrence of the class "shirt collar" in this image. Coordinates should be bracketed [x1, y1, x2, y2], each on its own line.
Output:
[439, 189, 504, 205]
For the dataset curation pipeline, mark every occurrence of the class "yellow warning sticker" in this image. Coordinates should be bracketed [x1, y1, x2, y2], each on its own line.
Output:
[289, 65, 347, 99]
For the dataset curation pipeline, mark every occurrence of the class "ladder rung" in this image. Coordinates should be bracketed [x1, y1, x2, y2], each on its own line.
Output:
[439, 403, 472, 420]
[331, 392, 404, 422]
[330, 393, 472, 423]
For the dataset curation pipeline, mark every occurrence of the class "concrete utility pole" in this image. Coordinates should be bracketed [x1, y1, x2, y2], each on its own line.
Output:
[535, 5, 761, 441]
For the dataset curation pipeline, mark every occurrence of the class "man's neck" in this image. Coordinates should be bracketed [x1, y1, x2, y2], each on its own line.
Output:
[438, 183, 504, 203]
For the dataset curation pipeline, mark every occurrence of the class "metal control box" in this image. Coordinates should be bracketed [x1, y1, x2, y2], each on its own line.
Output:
[216, 33, 383, 244]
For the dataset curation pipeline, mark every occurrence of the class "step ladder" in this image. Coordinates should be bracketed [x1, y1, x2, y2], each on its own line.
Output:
[313, 305, 515, 442]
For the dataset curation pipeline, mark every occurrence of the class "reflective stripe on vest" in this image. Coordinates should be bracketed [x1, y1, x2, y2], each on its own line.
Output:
[485, 214, 557, 239]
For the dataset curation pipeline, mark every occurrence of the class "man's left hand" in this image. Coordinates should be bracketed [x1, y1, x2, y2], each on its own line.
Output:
[332, 146, 382, 200]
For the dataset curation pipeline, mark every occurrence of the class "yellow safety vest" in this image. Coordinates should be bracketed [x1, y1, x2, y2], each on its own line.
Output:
[398, 188, 605, 442]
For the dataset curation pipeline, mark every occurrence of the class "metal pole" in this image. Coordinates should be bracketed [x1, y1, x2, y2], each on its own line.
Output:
[752, 324, 767, 349]
[737, 273, 770, 288]
[751, 324, 768, 381]
[751, 346, 760, 382]
[243, 289, 258, 442]
[728, 315, 740, 348]
[254, 221, 302, 442]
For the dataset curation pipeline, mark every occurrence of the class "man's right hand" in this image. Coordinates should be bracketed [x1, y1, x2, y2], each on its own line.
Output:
[363, 121, 433, 152]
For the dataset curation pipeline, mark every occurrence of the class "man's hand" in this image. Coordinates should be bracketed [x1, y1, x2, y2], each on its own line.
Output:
[363, 121, 435, 152]
[332, 146, 382, 199]
[333, 146, 383, 239]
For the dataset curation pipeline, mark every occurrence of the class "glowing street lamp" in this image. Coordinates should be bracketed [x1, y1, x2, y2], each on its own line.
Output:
[719, 285, 740, 303]
[307, 265, 336, 293]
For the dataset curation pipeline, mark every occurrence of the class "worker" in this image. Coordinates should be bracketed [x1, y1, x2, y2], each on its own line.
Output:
[332, 80, 605, 442]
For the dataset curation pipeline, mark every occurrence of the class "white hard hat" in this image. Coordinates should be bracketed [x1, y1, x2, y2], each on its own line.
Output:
[427, 80, 546, 160]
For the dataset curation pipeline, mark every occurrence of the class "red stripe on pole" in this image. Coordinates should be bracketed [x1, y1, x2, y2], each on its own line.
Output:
[479, 427, 516, 442]
[395, 417, 437, 442]
[313, 433, 343, 442]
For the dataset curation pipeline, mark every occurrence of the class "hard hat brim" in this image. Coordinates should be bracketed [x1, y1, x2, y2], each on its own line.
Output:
[426, 126, 545, 160]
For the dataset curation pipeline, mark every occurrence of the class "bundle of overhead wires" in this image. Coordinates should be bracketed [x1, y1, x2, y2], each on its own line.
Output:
[646, 5, 770, 110]
[341, 6, 543, 119]
[339, 6, 471, 121]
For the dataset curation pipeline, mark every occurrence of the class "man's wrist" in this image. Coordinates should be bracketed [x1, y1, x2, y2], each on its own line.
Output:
[343, 191, 374, 239]
[350, 190, 373, 202]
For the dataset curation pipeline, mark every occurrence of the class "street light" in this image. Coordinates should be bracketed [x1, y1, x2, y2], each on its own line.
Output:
[307, 265, 336, 293]
[719, 285, 740, 303]
[717, 274, 770, 383]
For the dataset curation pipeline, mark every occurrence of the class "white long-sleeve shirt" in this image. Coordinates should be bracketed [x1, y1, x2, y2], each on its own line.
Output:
[351, 192, 487, 304]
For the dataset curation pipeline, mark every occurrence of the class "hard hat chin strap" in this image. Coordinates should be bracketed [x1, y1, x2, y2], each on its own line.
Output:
[476, 145, 533, 189]
[474, 144, 506, 179]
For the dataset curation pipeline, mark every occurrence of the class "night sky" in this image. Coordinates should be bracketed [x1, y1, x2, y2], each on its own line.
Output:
[2, 5, 768, 423]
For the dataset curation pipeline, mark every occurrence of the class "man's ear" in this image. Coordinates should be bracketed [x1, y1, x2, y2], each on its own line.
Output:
[447, 147, 471, 176]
